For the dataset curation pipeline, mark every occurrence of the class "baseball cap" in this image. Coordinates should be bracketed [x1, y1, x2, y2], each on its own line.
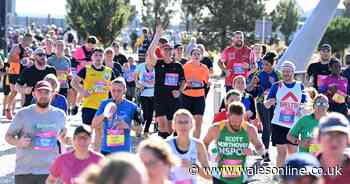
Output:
[280, 60, 296, 71]
[34, 80, 53, 91]
[319, 112, 350, 135]
[320, 44, 332, 51]
[281, 153, 321, 181]
[74, 125, 92, 137]
[174, 43, 183, 49]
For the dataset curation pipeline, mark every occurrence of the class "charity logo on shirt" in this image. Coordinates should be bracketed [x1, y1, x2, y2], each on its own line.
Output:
[32, 123, 57, 151]
[143, 72, 155, 86]
[228, 53, 236, 60]
[94, 81, 108, 93]
[164, 73, 179, 86]
[278, 92, 299, 126]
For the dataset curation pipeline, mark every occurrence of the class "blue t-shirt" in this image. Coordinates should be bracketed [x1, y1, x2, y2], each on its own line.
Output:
[135, 63, 155, 97]
[51, 94, 68, 114]
[123, 64, 137, 84]
[95, 99, 138, 153]
[267, 81, 307, 103]
[257, 70, 280, 96]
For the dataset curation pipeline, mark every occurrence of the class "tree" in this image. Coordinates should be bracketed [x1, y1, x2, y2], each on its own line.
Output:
[66, 0, 133, 45]
[270, 0, 299, 45]
[321, 17, 350, 56]
[181, 0, 203, 32]
[185, 0, 265, 50]
[141, 0, 176, 29]
[344, 0, 350, 17]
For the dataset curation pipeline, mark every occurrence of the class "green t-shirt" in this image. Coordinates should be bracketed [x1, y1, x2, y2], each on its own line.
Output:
[289, 114, 320, 153]
[0, 52, 5, 62]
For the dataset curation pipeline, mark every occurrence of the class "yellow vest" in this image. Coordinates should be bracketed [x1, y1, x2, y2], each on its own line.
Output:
[82, 65, 113, 109]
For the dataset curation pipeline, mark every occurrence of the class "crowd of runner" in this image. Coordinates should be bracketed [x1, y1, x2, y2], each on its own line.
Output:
[1, 22, 350, 184]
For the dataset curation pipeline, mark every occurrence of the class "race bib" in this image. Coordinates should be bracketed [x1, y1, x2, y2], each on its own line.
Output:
[279, 109, 296, 126]
[164, 73, 179, 86]
[107, 129, 125, 147]
[32, 131, 57, 151]
[94, 81, 107, 93]
[71, 68, 77, 76]
[232, 63, 245, 75]
[144, 72, 155, 85]
[222, 160, 243, 178]
[9, 63, 21, 75]
[57, 71, 68, 85]
[175, 180, 192, 184]
[309, 143, 320, 153]
[188, 80, 203, 88]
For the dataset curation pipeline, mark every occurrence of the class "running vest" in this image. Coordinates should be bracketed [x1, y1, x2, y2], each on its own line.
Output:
[82, 66, 113, 109]
[168, 137, 198, 184]
[215, 121, 249, 184]
[271, 82, 303, 128]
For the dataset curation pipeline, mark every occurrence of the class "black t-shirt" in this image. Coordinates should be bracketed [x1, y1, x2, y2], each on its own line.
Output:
[113, 54, 128, 66]
[17, 65, 57, 106]
[112, 62, 123, 77]
[178, 58, 188, 65]
[201, 57, 213, 70]
[155, 60, 184, 97]
[307, 61, 331, 89]
[77, 65, 116, 80]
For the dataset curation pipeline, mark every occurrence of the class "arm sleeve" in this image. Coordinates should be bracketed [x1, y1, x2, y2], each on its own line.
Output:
[7, 111, 24, 135]
[77, 68, 87, 79]
[95, 101, 108, 117]
[220, 49, 228, 62]
[289, 118, 303, 138]
[267, 83, 279, 100]
[178, 65, 185, 83]
[16, 69, 27, 85]
[306, 64, 313, 76]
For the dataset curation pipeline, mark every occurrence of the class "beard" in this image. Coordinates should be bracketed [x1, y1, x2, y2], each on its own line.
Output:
[36, 59, 46, 67]
[234, 41, 243, 48]
[37, 101, 50, 108]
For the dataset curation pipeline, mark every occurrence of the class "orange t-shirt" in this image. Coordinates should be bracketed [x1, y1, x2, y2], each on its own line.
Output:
[183, 62, 209, 97]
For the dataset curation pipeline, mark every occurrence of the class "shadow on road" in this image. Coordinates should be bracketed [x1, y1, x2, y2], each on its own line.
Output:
[0, 173, 14, 184]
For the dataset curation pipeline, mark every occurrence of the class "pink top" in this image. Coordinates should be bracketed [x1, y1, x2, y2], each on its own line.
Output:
[50, 150, 103, 184]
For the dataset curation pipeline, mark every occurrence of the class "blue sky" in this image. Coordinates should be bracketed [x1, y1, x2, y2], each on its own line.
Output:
[16, 0, 345, 18]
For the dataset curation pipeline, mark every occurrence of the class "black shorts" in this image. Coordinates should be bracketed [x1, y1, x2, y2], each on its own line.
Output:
[271, 124, 297, 146]
[3, 75, 10, 96]
[59, 88, 68, 98]
[155, 95, 180, 120]
[82, 108, 97, 125]
[182, 94, 205, 115]
[8, 74, 19, 85]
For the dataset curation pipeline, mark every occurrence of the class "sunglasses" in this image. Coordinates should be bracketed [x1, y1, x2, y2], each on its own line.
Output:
[320, 49, 330, 53]
[176, 120, 191, 124]
[36, 53, 46, 57]
[314, 102, 328, 107]
[192, 52, 201, 56]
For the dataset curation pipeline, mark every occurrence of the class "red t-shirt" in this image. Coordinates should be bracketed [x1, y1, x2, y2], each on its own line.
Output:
[213, 111, 227, 123]
[50, 150, 103, 184]
[221, 46, 252, 85]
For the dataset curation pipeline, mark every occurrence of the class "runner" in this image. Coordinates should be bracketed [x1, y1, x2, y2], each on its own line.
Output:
[73, 36, 97, 72]
[264, 61, 307, 168]
[48, 40, 71, 98]
[42, 74, 69, 113]
[5, 80, 67, 184]
[247, 51, 281, 162]
[317, 112, 350, 183]
[138, 136, 177, 184]
[77, 153, 148, 184]
[123, 56, 137, 101]
[287, 94, 329, 153]
[174, 43, 187, 65]
[197, 44, 214, 97]
[135, 58, 156, 137]
[280, 153, 322, 184]
[203, 102, 265, 184]
[66, 47, 80, 115]
[218, 31, 255, 91]
[137, 28, 152, 63]
[6, 33, 33, 119]
[167, 109, 211, 183]
[91, 77, 142, 155]
[147, 25, 185, 139]
[213, 90, 242, 123]
[1, 60, 15, 117]
[16, 47, 56, 106]
[71, 48, 115, 125]
[182, 47, 209, 138]
[306, 44, 332, 90]
[44, 39, 56, 58]
[320, 59, 348, 116]
[103, 47, 122, 77]
[46, 125, 103, 184]
[112, 41, 128, 66]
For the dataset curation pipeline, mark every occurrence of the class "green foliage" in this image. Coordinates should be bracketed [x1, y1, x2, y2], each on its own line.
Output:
[321, 17, 350, 53]
[142, 0, 176, 29]
[66, 0, 133, 45]
[270, 0, 299, 45]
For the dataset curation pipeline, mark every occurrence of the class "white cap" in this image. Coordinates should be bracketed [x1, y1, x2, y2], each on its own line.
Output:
[280, 60, 296, 71]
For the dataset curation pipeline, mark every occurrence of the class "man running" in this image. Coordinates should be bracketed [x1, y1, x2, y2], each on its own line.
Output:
[218, 31, 255, 91]
[264, 61, 307, 169]
[147, 25, 185, 139]
[167, 109, 211, 183]
[71, 48, 115, 126]
[16, 48, 56, 107]
[5, 80, 67, 184]
[174, 43, 187, 65]
[6, 33, 33, 119]
[204, 102, 265, 184]
[306, 44, 333, 90]
[48, 40, 71, 98]
[73, 36, 97, 72]
[91, 77, 142, 155]
[112, 41, 128, 66]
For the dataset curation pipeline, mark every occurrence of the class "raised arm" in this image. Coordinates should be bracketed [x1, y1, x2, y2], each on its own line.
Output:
[146, 25, 163, 65]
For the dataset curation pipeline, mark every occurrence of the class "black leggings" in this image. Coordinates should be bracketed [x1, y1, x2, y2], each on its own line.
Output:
[257, 102, 274, 150]
[140, 96, 155, 133]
